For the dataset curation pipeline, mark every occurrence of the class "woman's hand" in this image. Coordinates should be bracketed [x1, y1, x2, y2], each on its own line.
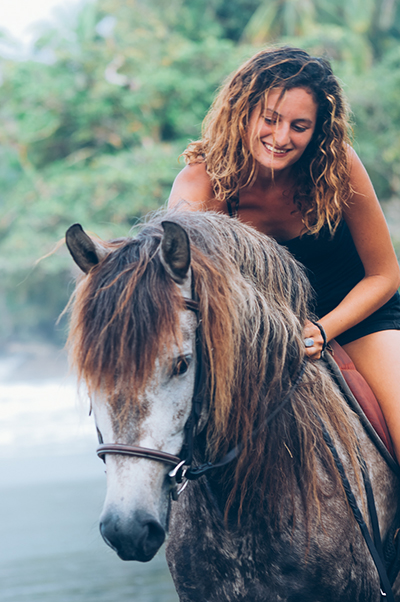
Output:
[303, 319, 327, 359]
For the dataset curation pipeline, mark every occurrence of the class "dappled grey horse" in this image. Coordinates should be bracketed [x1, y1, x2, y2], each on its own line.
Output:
[66, 210, 400, 601]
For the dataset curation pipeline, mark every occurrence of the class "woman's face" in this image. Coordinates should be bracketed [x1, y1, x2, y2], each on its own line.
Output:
[246, 87, 318, 176]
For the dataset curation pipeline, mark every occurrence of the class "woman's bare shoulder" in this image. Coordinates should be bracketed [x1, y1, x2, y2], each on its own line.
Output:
[168, 163, 216, 211]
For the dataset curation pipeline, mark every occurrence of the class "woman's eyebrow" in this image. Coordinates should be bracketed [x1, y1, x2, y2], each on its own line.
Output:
[293, 118, 314, 125]
[265, 109, 314, 126]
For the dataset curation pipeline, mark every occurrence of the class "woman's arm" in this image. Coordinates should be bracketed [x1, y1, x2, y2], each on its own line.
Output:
[307, 148, 400, 358]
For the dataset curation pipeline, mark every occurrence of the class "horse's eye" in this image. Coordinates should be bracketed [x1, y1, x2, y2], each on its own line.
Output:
[172, 356, 191, 377]
[97, 427, 104, 444]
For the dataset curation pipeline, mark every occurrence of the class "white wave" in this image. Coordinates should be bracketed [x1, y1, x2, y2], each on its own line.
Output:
[0, 379, 98, 459]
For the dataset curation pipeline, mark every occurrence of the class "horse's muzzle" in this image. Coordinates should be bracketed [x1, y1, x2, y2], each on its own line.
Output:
[99, 509, 166, 562]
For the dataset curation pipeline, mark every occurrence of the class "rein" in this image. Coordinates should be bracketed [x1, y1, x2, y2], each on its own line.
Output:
[317, 415, 395, 601]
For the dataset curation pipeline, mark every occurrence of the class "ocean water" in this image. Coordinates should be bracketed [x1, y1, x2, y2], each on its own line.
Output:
[0, 353, 179, 602]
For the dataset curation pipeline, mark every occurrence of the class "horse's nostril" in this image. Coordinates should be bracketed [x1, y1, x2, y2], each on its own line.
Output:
[141, 519, 165, 557]
[99, 523, 118, 552]
[99, 515, 119, 553]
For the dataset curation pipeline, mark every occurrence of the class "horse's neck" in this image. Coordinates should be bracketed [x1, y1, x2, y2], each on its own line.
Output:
[193, 435, 270, 527]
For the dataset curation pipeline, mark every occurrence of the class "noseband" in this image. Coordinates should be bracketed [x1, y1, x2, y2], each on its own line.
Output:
[96, 443, 182, 467]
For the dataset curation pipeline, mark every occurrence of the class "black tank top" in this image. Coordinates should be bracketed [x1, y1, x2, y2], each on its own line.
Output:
[281, 221, 365, 317]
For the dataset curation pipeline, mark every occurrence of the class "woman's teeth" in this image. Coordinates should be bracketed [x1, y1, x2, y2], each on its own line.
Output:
[264, 143, 288, 154]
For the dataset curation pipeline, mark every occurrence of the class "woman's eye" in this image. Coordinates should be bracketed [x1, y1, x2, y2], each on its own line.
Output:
[172, 356, 191, 377]
[293, 124, 307, 133]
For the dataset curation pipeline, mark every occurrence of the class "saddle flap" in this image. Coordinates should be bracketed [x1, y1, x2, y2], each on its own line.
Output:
[330, 340, 396, 461]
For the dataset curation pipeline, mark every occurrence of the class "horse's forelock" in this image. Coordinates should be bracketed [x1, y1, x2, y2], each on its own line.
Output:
[68, 230, 186, 410]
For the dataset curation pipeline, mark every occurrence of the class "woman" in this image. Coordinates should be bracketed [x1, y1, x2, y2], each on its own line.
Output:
[168, 46, 400, 461]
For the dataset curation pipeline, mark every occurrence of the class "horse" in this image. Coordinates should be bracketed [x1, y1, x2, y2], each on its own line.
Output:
[65, 210, 400, 602]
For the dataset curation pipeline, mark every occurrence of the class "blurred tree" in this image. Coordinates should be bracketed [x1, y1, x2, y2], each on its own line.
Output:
[208, 0, 262, 41]
[242, 0, 400, 72]
[0, 0, 252, 344]
[345, 45, 400, 199]
[243, 0, 316, 42]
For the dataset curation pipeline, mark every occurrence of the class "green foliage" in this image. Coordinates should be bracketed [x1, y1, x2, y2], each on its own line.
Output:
[0, 0, 253, 345]
[344, 46, 400, 199]
[243, 0, 316, 42]
[0, 269, 71, 344]
[243, 0, 400, 67]
[1, 0, 400, 345]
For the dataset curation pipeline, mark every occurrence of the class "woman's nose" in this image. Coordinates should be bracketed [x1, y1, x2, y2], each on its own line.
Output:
[273, 122, 290, 147]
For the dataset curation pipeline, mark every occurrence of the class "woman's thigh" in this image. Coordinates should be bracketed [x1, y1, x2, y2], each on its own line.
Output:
[343, 330, 400, 453]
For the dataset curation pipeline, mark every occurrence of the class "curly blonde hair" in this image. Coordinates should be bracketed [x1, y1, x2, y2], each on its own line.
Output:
[183, 46, 352, 234]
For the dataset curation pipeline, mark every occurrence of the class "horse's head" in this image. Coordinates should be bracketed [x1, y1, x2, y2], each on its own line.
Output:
[66, 211, 318, 564]
[66, 220, 201, 561]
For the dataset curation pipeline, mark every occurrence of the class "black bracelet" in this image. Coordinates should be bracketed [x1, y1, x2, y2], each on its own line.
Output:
[311, 320, 328, 353]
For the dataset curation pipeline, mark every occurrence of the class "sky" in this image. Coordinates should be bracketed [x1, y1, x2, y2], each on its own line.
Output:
[0, 0, 73, 42]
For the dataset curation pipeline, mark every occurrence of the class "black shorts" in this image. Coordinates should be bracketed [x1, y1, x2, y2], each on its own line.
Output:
[335, 291, 400, 346]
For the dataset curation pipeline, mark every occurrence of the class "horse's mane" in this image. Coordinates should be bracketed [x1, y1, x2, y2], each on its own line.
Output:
[68, 209, 361, 525]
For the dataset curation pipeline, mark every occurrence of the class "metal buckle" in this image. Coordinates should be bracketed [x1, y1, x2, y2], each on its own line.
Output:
[168, 459, 189, 501]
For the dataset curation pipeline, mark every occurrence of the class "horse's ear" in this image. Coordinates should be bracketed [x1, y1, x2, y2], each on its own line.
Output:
[160, 221, 191, 285]
[66, 223, 108, 274]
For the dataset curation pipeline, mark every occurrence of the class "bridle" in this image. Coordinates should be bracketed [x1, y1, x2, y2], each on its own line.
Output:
[96, 296, 307, 501]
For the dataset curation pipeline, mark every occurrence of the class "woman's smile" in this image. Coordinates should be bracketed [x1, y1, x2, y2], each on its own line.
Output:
[262, 142, 291, 155]
[263, 142, 288, 152]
